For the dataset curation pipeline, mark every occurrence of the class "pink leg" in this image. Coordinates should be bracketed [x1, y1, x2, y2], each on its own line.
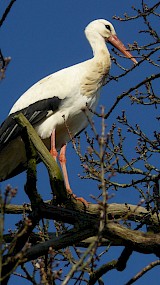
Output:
[50, 129, 58, 161]
[59, 145, 88, 206]
[59, 144, 72, 193]
[50, 133, 88, 206]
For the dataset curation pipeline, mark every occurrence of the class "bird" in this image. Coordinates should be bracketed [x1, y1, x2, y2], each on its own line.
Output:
[0, 19, 137, 194]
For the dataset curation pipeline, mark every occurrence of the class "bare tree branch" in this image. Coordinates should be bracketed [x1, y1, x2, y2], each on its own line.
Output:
[0, 0, 17, 28]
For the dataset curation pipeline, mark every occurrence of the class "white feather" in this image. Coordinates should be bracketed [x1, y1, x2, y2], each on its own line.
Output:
[0, 19, 136, 181]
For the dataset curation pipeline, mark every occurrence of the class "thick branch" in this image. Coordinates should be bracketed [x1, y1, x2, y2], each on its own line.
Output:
[22, 226, 97, 263]
[18, 219, 160, 264]
[103, 223, 160, 256]
[1, 202, 160, 228]
[14, 113, 67, 203]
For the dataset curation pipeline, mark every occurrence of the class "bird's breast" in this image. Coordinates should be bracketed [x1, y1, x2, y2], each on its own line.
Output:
[80, 58, 110, 97]
[35, 90, 100, 150]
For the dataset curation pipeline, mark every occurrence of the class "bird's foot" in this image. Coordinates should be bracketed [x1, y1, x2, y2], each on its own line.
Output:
[73, 195, 89, 207]
[66, 188, 88, 207]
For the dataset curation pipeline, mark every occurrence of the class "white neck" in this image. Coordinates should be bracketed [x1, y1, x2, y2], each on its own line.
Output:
[85, 30, 110, 60]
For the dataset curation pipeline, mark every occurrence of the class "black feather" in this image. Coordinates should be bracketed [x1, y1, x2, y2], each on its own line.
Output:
[0, 97, 62, 150]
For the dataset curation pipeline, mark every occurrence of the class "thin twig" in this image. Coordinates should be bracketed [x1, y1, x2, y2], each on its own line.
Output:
[125, 260, 160, 285]
[0, 0, 17, 28]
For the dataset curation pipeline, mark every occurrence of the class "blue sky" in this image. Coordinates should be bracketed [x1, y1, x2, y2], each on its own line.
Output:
[0, 1, 159, 284]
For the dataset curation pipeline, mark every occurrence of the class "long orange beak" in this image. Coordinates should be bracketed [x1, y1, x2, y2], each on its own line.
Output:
[107, 35, 137, 64]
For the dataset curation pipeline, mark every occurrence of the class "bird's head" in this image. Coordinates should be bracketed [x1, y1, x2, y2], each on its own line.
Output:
[85, 19, 116, 39]
[85, 19, 137, 64]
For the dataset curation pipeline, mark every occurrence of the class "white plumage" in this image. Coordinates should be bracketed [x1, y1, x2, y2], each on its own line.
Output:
[0, 19, 137, 184]
[10, 64, 100, 145]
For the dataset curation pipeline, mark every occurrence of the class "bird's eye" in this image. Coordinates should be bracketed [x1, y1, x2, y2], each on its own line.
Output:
[105, 25, 111, 31]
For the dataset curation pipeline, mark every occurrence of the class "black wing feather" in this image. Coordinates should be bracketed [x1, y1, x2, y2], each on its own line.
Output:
[0, 97, 62, 151]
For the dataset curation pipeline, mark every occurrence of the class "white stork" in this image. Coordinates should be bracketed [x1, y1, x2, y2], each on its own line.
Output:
[0, 19, 137, 194]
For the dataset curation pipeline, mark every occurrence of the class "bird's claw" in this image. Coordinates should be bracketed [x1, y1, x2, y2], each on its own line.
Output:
[66, 186, 88, 207]
[71, 193, 88, 207]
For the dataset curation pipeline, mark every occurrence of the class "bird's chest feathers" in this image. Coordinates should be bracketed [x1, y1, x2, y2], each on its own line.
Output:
[80, 57, 110, 97]
[60, 91, 98, 120]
